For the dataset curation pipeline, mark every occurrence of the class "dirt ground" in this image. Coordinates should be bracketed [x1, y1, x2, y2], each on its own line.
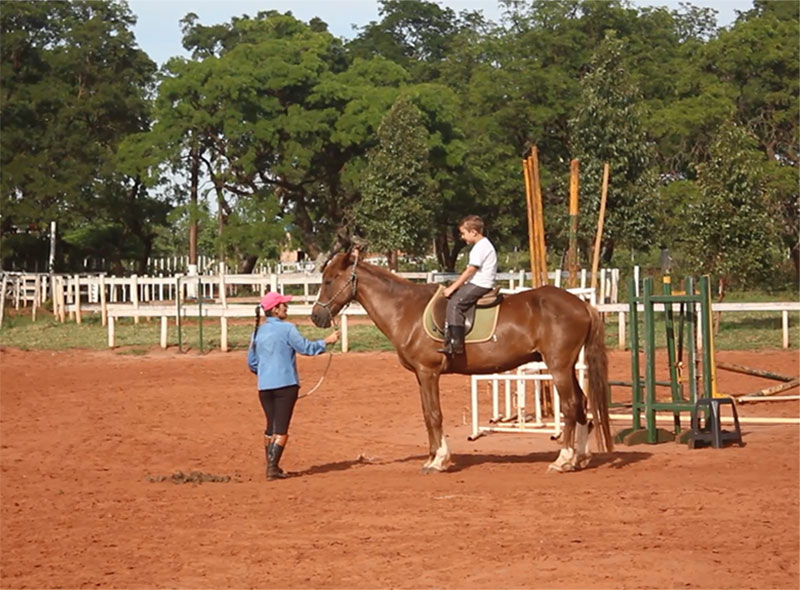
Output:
[1, 345, 798, 589]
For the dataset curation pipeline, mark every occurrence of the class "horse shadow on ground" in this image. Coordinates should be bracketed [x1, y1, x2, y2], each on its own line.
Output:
[447, 449, 652, 473]
[297, 449, 651, 476]
[296, 454, 425, 477]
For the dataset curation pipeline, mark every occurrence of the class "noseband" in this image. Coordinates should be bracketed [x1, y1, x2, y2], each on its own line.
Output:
[314, 252, 359, 323]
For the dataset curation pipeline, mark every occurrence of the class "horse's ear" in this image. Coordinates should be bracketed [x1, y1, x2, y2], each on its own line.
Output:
[350, 235, 369, 258]
[314, 231, 353, 272]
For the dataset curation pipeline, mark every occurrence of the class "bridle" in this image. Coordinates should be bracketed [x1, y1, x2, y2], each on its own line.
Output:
[312, 249, 360, 326]
[301, 250, 360, 400]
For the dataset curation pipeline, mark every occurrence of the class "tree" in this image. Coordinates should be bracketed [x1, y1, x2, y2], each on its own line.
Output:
[1, 0, 163, 272]
[683, 122, 783, 292]
[568, 31, 657, 263]
[355, 96, 435, 269]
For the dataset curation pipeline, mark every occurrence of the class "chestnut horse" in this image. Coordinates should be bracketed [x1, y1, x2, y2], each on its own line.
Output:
[311, 250, 614, 473]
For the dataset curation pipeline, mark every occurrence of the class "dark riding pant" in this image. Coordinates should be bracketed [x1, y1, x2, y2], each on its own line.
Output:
[446, 283, 491, 327]
[258, 384, 299, 436]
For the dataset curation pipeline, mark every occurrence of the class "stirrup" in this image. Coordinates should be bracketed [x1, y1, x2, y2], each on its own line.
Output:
[437, 341, 454, 355]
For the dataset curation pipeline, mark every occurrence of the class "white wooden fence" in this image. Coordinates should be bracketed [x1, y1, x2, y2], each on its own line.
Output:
[2, 269, 795, 351]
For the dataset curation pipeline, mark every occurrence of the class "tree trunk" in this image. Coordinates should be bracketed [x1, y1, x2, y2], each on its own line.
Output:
[713, 276, 725, 336]
[386, 250, 398, 271]
[240, 254, 258, 274]
[188, 145, 200, 267]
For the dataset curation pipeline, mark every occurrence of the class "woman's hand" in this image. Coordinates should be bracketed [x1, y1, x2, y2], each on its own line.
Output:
[324, 330, 340, 345]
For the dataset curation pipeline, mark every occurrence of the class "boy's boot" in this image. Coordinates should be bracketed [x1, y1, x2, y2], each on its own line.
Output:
[450, 325, 465, 355]
[437, 325, 454, 355]
[267, 441, 288, 481]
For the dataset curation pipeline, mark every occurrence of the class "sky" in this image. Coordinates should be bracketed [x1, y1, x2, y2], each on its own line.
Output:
[129, 0, 757, 66]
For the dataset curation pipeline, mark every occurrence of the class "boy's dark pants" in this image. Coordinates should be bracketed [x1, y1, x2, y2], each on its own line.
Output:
[441, 283, 491, 354]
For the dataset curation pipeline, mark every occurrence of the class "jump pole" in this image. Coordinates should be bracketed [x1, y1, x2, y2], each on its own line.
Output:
[567, 159, 579, 288]
[523, 153, 540, 287]
[531, 148, 547, 286]
[590, 163, 609, 294]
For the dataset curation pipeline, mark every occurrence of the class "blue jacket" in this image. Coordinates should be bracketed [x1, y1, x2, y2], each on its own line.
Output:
[247, 317, 327, 390]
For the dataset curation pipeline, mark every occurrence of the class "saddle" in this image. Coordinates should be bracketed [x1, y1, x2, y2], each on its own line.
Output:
[422, 286, 503, 343]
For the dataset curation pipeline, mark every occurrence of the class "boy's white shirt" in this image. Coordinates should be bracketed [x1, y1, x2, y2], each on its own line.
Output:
[467, 236, 497, 289]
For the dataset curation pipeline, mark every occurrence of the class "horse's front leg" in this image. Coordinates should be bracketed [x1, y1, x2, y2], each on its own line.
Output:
[416, 369, 451, 473]
[547, 367, 592, 473]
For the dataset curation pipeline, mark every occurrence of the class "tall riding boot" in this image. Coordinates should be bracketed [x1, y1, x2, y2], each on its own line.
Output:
[267, 441, 288, 481]
[450, 325, 465, 354]
[264, 439, 285, 478]
[437, 325, 454, 355]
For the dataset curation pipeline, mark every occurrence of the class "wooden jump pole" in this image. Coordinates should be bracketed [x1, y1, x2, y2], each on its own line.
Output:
[590, 163, 610, 294]
[522, 155, 540, 288]
[567, 159, 579, 288]
[734, 378, 800, 401]
[716, 361, 794, 383]
[531, 148, 547, 286]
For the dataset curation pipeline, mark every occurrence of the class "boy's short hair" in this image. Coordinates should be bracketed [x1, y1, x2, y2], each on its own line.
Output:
[459, 215, 484, 234]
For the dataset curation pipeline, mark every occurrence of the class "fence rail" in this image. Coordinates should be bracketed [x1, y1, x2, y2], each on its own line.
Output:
[2, 269, 795, 351]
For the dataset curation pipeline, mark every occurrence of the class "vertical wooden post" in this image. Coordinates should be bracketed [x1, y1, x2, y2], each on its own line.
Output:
[100, 274, 107, 327]
[108, 315, 115, 348]
[531, 148, 547, 286]
[590, 163, 610, 294]
[523, 156, 540, 287]
[32, 276, 40, 322]
[131, 275, 139, 325]
[567, 159, 579, 288]
[58, 276, 66, 323]
[220, 316, 228, 353]
[0, 274, 7, 328]
[160, 316, 168, 348]
[74, 276, 82, 324]
[782, 311, 789, 349]
[341, 313, 349, 353]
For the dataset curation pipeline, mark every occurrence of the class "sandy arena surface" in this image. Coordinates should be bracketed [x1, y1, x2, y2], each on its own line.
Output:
[1, 346, 798, 589]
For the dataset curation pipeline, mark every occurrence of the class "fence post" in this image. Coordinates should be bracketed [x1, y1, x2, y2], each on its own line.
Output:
[0, 274, 6, 328]
[341, 313, 349, 353]
[782, 311, 789, 349]
[131, 275, 139, 325]
[108, 315, 115, 348]
[100, 274, 107, 327]
[160, 316, 168, 349]
[74, 276, 82, 324]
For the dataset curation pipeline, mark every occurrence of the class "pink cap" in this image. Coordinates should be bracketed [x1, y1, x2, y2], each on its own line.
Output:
[260, 291, 293, 311]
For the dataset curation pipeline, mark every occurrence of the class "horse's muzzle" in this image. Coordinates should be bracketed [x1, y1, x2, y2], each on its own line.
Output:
[311, 305, 331, 328]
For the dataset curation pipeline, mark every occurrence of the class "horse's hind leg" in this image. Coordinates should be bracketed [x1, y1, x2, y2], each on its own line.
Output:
[416, 369, 451, 473]
[547, 366, 591, 473]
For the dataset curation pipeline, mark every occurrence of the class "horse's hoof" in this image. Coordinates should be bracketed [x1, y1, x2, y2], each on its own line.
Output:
[576, 454, 592, 469]
[421, 466, 442, 475]
[546, 463, 564, 473]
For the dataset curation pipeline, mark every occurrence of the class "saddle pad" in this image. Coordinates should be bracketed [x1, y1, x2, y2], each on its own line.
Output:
[422, 286, 501, 344]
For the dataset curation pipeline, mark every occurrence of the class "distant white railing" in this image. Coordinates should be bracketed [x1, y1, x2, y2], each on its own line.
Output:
[5, 268, 794, 352]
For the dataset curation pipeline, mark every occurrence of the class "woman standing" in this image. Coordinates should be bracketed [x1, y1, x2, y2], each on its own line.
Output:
[248, 291, 339, 481]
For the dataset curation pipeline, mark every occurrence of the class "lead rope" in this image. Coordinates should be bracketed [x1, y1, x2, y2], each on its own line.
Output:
[298, 313, 341, 400]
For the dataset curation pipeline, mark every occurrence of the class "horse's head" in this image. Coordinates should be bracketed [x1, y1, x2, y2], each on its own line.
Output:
[311, 251, 359, 328]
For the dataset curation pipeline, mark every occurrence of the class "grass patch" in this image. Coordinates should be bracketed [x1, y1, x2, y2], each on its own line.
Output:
[0, 306, 795, 352]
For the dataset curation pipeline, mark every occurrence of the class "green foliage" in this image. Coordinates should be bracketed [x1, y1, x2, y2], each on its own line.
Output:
[569, 31, 658, 261]
[0, 0, 163, 272]
[684, 122, 783, 288]
[356, 95, 435, 256]
[2, 0, 798, 288]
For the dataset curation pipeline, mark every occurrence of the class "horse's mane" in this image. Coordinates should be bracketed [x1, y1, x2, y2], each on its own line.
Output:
[357, 258, 439, 298]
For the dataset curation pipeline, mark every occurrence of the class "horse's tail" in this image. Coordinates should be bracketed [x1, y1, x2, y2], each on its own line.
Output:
[586, 304, 614, 452]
